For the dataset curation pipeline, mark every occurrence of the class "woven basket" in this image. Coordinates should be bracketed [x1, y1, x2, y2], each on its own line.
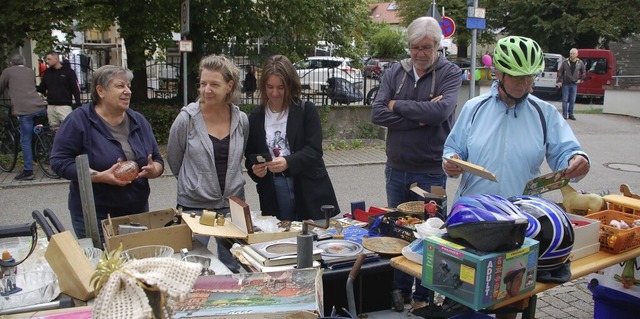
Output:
[397, 201, 424, 214]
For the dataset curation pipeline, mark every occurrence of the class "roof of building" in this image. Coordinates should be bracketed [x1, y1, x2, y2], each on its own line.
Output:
[369, 2, 401, 24]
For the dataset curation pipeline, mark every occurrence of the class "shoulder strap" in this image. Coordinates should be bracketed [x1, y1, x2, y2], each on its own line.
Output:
[527, 98, 547, 146]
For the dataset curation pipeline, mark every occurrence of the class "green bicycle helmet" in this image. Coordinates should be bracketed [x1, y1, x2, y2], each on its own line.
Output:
[493, 36, 544, 76]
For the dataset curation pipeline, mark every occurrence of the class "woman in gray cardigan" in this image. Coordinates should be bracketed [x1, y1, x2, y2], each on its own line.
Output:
[167, 55, 248, 271]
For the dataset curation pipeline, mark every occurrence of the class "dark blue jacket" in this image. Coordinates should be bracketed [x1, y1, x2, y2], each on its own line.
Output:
[50, 103, 164, 220]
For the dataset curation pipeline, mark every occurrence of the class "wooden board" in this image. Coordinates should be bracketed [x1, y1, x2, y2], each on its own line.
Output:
[443, 157, 497, 182]
[229, 195, 254, 234]
[362, 236, 409, 255]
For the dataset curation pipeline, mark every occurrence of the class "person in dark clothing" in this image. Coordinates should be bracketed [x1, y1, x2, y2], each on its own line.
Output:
[37, 51, 82, 128]
[243, 65, 257, 97]
[50, 65, 164, 240]
[244, 55, 340, 222]
[0, 54, 48, 180]
[371, 16, 462, 315]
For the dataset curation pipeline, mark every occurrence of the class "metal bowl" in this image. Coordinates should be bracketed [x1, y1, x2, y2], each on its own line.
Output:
[121, 245, 174, 261]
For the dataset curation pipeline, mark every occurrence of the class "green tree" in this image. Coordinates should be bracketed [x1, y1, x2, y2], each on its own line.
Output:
[2, 0, 373, 102]
[484, 0, 640, 53]
[368, 25, 406, 58]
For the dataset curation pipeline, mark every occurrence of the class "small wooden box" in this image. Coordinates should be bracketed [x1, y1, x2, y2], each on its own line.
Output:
[101, 208, 192, 252]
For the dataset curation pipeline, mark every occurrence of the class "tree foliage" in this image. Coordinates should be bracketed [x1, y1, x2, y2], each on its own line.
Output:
[394, 0, 640, 57]
[368, 25, 407, 58]
[484, 0, 640, 53]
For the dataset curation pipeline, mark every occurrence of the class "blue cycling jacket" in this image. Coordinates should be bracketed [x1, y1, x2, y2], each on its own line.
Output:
[444, 81, 588, 201]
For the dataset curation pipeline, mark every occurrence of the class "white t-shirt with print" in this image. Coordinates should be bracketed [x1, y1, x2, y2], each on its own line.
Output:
[264, 109, 291, 158]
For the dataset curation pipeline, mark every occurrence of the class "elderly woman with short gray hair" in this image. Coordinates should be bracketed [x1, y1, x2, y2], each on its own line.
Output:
[51, 64, 164, 240]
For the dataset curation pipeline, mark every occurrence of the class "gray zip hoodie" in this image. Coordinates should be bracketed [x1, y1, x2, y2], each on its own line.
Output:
[167, 101, 249, 209]
[371, 55, 462, 174]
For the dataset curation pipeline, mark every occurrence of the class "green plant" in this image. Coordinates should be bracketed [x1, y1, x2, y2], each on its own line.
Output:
[357, 123, 380, 139]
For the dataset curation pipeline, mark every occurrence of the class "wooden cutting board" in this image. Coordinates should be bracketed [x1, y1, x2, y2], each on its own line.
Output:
[362, 236, 409, 255]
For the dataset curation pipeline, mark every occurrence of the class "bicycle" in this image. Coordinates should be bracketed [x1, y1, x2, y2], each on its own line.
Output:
[0, 105, 59, 178]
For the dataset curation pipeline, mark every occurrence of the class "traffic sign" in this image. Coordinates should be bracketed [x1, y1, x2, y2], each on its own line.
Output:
[466, 17, 486, 30]
[181, 0, 190, 36]
[179, 40, 193, 52]
[440, 17, 456, 38]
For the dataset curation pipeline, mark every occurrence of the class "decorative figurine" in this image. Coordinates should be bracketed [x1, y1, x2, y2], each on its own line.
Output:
[1, 251, 22, 296]
[616, 257, 640, 289]
[216, 213, 226, 226]
[560, 184, 606, 215]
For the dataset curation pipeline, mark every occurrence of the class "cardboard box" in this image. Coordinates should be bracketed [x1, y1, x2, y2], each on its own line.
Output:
[182, 213, 298, 244]
[45, 231, 95, 301]
[101, 208, 193, 252]
[422, 234, 539, 311]
[180, 197, 300, 244]
[410, 183, 448, 218]
[568, 213, 601, 260]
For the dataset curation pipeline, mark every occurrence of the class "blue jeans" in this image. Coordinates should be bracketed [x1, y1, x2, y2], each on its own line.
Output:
[17, 111, 47, 171]
[561, 83, 578, 117]
[385, 166, 446, 302]
[273, 175, 295, 221]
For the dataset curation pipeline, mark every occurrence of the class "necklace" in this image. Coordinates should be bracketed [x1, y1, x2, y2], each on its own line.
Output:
[267, 102, 283, 113]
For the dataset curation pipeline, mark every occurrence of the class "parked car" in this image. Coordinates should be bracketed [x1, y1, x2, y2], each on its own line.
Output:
[294, 56, 363, 94]
[532, 53, 564, 99]
[363, 59, 390, 79]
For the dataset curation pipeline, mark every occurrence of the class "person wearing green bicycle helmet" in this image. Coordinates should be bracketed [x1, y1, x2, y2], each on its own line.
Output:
[445, 36, 590, 319]
[492, 36, 545, 104]
[443, 34, 589, 200]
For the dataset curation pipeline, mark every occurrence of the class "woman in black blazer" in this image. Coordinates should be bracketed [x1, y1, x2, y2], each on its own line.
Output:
[244, 55, 340, 221]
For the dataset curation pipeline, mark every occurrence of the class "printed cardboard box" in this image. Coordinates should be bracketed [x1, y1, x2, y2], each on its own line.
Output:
[422, 234, 539, 310]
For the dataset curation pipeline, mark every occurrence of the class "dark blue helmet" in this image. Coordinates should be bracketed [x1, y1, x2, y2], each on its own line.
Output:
[509, 195, 575, 271]
[446, 194, 529, 252]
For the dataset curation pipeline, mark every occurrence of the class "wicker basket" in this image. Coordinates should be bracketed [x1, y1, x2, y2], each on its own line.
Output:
[585, 210, 640, 253]
[397, 201, 424, 215]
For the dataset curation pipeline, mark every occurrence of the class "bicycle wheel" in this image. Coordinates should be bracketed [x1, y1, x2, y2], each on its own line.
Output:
[365, 86, 379, 105]
[34, 130, 58, 178]
[0, 124, 18, 172]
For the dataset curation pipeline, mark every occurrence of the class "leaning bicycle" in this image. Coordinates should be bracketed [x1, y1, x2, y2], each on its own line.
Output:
[0, 105, 59, 178]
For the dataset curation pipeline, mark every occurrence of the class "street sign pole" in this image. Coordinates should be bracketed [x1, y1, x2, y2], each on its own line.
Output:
[469, 0, 478, 99]
[181, 0, 190, 107]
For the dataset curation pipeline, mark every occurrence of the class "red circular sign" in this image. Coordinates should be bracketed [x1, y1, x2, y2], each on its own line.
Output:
[440, 16, 456, 38]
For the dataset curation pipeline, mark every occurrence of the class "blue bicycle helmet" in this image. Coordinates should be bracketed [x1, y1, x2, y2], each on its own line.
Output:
[445, 194, 529, 252]
[509, 195, 575, 271]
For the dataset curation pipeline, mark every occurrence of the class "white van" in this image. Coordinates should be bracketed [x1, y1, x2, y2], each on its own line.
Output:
[532, 53, 563, 99]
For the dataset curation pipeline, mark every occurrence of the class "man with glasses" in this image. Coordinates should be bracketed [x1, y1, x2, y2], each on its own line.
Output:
[443, 36, 589, 208]
[371, 16, 462, 316]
